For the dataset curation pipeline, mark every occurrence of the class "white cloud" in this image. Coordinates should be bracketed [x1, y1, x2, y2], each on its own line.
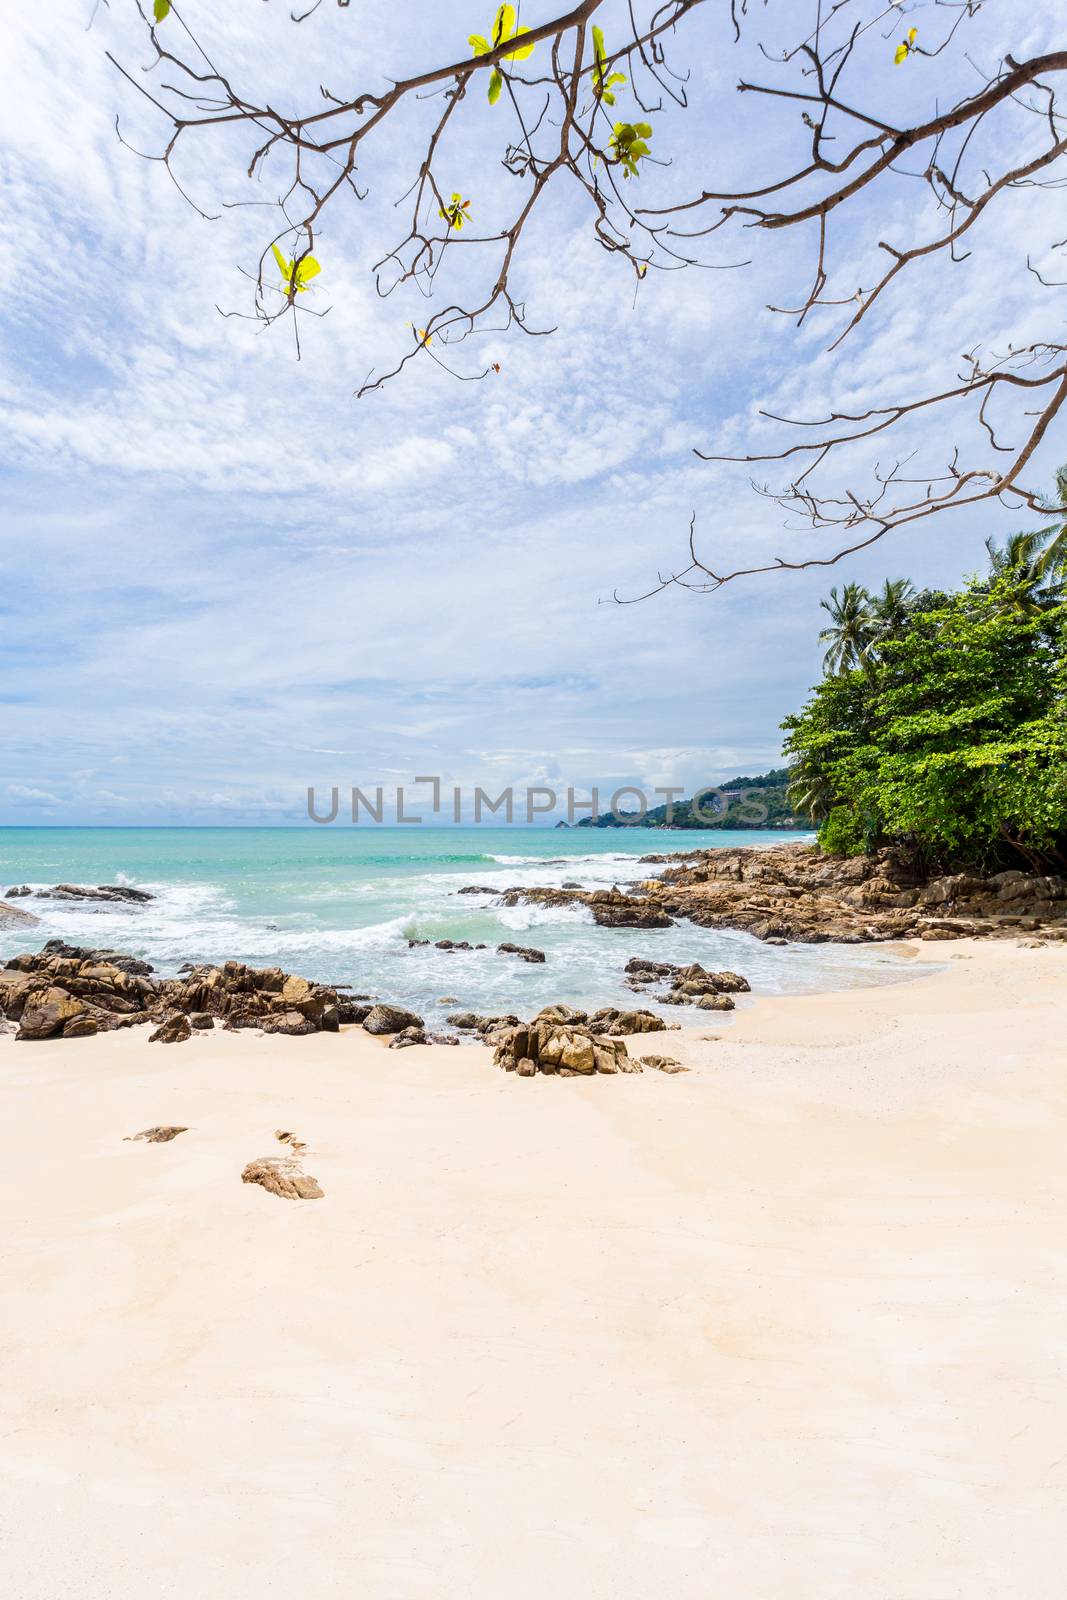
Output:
[0, 0, 1060, 823]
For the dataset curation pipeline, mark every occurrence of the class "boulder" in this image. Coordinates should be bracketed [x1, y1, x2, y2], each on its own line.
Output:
[389, 1025, 427, 1049]
[363, 1002, 425, 1036]
[16, 986, 85, 1041]
[149, 1013, 192, 1044]
[63, 1014, 100, 1038]
[497, 942, 547, 963]
[259, 1009, 317, 1036]
[0, 969, 40, 1021]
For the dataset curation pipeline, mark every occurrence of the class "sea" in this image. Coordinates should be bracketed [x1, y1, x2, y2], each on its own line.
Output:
[0, 827, 915, 1027]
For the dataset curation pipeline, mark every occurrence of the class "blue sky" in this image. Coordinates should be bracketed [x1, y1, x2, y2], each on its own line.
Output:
[1, 0, 1063, 824]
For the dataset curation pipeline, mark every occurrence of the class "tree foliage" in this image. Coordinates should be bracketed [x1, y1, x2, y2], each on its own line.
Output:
[783, 528, 1067, 868]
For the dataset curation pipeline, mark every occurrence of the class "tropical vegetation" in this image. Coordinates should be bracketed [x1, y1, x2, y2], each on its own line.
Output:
[783, 501, 1067, 869]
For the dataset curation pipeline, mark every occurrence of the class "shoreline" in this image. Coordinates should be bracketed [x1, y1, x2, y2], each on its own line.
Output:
[2, 936, 1065, 1595]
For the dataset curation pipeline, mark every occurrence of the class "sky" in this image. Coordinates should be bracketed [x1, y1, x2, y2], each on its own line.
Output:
[1, 0, 1064, 824]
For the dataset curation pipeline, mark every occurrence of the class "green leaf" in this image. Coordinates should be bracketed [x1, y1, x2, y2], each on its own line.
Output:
[592, 24, 606, 67]
[468, 33, 489, 55]
[488, 67, 502, 104]
[634, 122, 652, 138]
[153, 0, 171, 19]
[493, 4, 516, 46]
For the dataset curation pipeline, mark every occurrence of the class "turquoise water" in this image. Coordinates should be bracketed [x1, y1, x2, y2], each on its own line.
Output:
[0, 826, 911, 1025]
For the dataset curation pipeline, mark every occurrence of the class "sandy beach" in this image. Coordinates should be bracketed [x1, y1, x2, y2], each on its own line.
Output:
[1, 938, 1065, 1598]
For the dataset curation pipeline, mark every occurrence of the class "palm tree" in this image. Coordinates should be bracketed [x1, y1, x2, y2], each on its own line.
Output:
[984, 526, 1067, 616]
[983, 466, 1067, 616]
[818, 582, 875, 674]
[787, 758, 833, 823]
[868, 577, 916, 643]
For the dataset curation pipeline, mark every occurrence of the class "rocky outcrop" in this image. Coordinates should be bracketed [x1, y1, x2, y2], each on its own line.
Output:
[489, 844, 1067, 944]
[126, 1125, 188, 1143]
[0, 944, 416, 1043]
[497, 942, 547, 963]
[491, 884, 673, 928]
[493, 1019, 637, 1076]
[625, 957, 750, 1011]
[24, 883, 155, 904]
[241, 1156, 323, 1201]
[446, 1002, 670, 1043]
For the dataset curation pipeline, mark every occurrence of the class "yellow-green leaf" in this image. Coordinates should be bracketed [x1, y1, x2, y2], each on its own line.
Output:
[271, 243, 291, 280]
[488, 67, 502, 104]
[493, 4, 516, 46]
[505, 25, 534, 61]
[294, 256, 321, 287]
[153, 0, 171, 19]
[468, 33, 489, 56]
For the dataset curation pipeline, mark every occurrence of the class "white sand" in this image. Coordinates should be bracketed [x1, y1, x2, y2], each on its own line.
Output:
[1, 939, 1065, 1598]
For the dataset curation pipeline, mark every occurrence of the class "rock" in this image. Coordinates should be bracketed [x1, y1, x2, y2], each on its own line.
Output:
[493, 1020, 630, 1079]
[0, 900, 40, 928]
[4, 884, 31, 897]
[63, 1014, 99, 1038]
[534, 1004, 588, 1024]
[499, 843, 1067, 946]
[259, 1009, 317, 1035]
[638, 1055, 688, 1073]
[15, 986, 86, 1041]
[126, 1126, 188, 1143]
[337, 999, 372, 1024]
[389, 1025, 427, 1048]
[497, 942, 547, 963]
[37, 883, 155, 904]
[625, 956, 675, 978]
[2, 944, 394, 1041]
[0, 969, 41, 1021]
[587, 1007, 667, 1035]
[363, 1002, 425, 1036]
[34, 940, 155, 975]
[150, 1012, 192, 1043]
[190, 1013, 214, 1029]
[590, 900, 674, 928]
[241, 1157, 323, 1201]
